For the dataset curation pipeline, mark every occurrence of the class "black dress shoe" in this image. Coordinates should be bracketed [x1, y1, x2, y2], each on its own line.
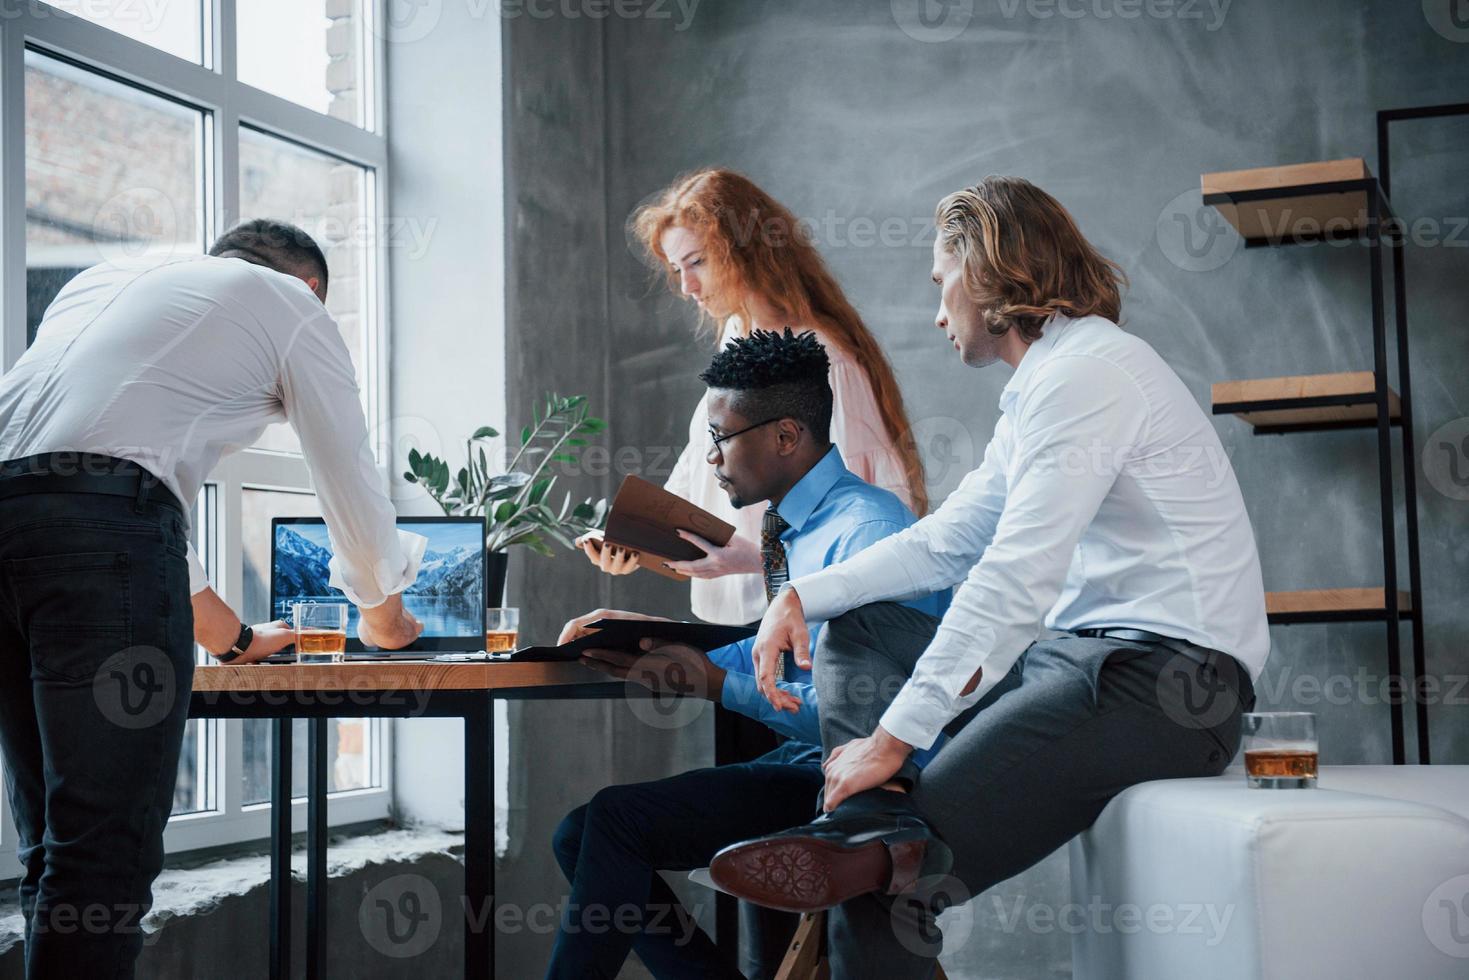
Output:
[708, 788, 952, 913]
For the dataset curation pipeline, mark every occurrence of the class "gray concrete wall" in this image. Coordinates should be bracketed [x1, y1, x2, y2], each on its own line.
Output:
[500, 2, 1468, 977]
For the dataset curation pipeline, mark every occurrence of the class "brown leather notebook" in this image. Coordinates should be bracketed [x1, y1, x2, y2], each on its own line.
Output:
[601, 475, 736, 581]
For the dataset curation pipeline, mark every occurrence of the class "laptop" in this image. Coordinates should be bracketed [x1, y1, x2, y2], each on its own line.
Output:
[270, 515, 487, 659]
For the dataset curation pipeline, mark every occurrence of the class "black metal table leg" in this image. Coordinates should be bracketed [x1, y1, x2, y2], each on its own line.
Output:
[307, 717, 329, 978]
[464, 697, 493, 979]
[270, 718, 293, 980]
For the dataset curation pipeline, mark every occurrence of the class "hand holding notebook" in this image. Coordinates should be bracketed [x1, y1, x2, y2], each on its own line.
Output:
[597, 475, 737, 581]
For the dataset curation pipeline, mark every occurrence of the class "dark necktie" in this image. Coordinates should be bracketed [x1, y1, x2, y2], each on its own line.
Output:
[761, 505, 791, 681]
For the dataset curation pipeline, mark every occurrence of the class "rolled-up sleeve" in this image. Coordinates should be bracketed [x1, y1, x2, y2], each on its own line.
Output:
[279, 309, 424, 607]
[879, 355, 1149, 750]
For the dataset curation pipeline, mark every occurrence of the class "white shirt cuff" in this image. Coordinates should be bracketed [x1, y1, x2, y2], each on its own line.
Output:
[327, 529, 428, 608]
[186, 541, 209, 596]
[784, 571, 846, 622]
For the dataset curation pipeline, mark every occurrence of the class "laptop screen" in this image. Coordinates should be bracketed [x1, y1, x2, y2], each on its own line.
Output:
[271, 516, 486, 653]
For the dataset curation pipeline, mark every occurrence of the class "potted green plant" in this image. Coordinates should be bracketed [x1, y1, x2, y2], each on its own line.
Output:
[403, 393, 610, 605]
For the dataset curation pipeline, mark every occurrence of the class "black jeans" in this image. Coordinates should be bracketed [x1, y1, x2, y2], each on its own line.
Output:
[0, 484, 194, 979]
[547, 754, 825, 980]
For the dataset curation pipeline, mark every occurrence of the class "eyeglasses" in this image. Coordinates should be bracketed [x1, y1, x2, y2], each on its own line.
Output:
[705, 417, 783, 462]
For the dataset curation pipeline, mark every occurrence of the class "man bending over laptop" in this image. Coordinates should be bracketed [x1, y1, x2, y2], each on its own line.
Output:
[546, 328, 948, 979]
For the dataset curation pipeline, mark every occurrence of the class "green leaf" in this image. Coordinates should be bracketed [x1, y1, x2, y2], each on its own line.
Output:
[494, 501, 518, 522]
[471, 426, 498, 440]
[403, 471, 418, 484]
[520, 425, 531, 445]
[528, 478, 551, 505]
[408, 447, 422, 468]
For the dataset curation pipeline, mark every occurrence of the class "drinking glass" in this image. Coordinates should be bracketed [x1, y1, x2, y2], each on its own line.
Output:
[486, 607, 520, 653]
[294, 601, 348, 664]
[1242, 712, 1318, 788]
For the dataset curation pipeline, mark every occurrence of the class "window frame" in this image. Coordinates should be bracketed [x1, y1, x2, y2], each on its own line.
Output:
[0, 1, 394, 879]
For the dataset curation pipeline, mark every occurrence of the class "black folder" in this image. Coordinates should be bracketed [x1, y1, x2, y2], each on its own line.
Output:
[510, 618, 756, 663]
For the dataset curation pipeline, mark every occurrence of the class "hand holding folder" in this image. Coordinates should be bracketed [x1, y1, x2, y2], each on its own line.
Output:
[598, 475, 736, 581]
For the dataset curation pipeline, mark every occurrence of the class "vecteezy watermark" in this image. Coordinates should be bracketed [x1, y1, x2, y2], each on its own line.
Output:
[501, 0, 701, 29]
[1155, 188, 1241, 273]
[1249, 666, 1466, 709]
[995, 0, 1233, 31]
[459, 896, 705, 941]
[193, 676, 437, 717]
[1423, 417, 1469, 502]
[94, 646, 176, 730]
[92, 186, 193, 271]
[2, 0, 170, 30]
[360, 874, 444, 959]
[1155, 649, 1246, 733]
[374, 0, 700, 42]
[890, 0, 975, 43]
[1423, 0, 1469, 43]
[1423, 874, 1469, 958]
[994, 894, 1235, 945]
[891, 874, 977, 957]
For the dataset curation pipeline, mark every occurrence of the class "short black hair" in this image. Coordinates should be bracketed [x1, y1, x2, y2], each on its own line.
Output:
[699, 328, 833, 443]
[208, 219, 329, 290]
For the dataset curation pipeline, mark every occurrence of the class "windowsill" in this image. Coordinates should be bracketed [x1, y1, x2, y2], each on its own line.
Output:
[0, 825, 466, 956]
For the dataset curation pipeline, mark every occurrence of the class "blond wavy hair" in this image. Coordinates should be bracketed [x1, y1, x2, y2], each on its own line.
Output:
[935, 176, 1128, 343]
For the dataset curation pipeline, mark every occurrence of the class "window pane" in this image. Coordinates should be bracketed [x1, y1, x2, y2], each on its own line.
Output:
[239, 128, 371, 453]
[240, 487, 376, 804]
[238, 0, 365, 127]
[45, 0, 204, 64]
[25, 51, 204, 345]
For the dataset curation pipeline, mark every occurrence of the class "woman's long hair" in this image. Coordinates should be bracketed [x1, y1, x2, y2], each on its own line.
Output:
[631, 168, 928, 515]
[935, 176, 1128, 343]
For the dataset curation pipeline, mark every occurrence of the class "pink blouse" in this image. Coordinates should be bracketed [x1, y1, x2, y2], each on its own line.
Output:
[663, 323, 916, 625]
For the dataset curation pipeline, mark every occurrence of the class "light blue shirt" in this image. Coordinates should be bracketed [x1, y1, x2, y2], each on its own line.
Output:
[707, 446, 949, 757]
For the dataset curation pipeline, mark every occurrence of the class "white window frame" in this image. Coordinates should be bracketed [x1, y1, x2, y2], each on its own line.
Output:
[0, 1, 395, 878]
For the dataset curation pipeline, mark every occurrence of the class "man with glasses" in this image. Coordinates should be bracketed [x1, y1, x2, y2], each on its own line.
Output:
[544, 328, 948, 979]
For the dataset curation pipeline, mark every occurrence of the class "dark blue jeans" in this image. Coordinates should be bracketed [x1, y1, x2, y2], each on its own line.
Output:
[548, 753, 824, 980]
[0, 487, 194, 979]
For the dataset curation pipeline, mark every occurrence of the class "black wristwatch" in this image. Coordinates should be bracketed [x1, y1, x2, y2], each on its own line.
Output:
[217, 622, 253, 663]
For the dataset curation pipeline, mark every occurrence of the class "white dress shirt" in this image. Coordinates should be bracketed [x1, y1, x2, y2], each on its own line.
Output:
[790, 314, 1270, 751]
[664, 321, 919, 625]
[0, 256, 424, 606]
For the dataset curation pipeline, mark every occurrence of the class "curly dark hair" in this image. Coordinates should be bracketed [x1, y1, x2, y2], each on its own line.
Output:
[699, 328, 833, 444]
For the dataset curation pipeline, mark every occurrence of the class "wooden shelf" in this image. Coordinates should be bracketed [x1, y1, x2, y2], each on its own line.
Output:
[1212, 371, 1401, 433]
[1201, 158, 1377, 246]
[1266, 588, 1414, 625]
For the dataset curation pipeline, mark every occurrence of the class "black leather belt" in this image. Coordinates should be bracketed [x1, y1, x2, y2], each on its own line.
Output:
[0, 452, 185, 514]
[1073, 626, 1225, 669]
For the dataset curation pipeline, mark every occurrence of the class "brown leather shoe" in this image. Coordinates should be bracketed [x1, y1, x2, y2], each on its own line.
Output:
[709, 789, 952, 913]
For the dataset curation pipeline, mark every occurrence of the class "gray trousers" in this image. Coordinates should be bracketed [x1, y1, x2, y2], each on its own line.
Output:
[814, 603, 1256, 980]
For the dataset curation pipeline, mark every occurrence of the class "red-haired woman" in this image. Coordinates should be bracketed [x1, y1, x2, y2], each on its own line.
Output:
[578, 168, 927, 629]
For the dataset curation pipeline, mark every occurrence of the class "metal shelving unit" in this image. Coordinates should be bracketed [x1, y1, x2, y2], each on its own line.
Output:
[1200, 154, 1428, 764]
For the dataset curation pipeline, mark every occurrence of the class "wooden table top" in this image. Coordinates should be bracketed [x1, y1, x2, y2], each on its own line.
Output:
[192, 658, 618, 694]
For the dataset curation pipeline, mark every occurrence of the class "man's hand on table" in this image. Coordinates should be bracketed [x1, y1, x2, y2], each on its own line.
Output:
[357, 593, 424, 650]
[581, 639, 726, 701]
[556, 607, 673, 646]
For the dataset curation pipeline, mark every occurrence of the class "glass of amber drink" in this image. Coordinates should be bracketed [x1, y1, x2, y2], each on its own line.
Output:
[294, 601, 348, 664]
[1242, 712, 1317, 789]
[486, 607, 520, 653]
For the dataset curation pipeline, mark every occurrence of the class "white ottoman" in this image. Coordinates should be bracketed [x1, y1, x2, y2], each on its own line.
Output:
[1068, 766, 1469, 980]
